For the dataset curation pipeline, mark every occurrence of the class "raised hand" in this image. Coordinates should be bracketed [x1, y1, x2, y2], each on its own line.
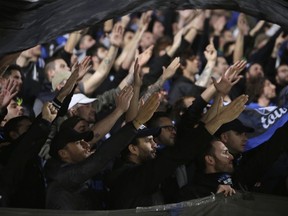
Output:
[201, 94, 222, 124]
[56, 57, 91, 102]
[212, 60, 246, 95]
[212, 15, 227, 35]
[217, 94, 248, 124]
[115, 86, 134, 113]
[133, 93, 160, 129]
[42, 102, 58, 123]
[217, 185, 236, 197]
[0, 79, 18, 109]
[138, 45, 154, 67]
[205, 94, 248, 135]
[110, 23, 124, 47]
[190, 11, 205, 31]
[172, 29, 184, 49]
[275, 32, 288, 50]
[162, 57, 181, 80]
[121, 14, 131, 28]
[77, 56, 92, 81]
[204, 38, 217, 62]
[138, 11, 152, 32]
[133, 59, 143, 87]
[237, 13, 249, 35]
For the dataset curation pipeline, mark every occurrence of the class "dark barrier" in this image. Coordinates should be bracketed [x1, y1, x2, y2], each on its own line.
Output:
[1, 0, 288, 55]
[0, 192, 287, 216]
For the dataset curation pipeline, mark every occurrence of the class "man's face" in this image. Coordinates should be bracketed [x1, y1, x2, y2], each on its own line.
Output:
[75, 103, 96, 123]
[4, 100, 24, 124]
[214, 57, 229, 76]
[221, 130, 248, 154]
[73, 120, 90, 133]
[276, 65, 288, 85]
[10, 70, 23, 91]
[136, 136, 157, 163]
[80, 35, 96, 50]
[123, 31, 135, 47]
[211, 140, 234, 173]
[185, 57, 200, 75]
[54, 59, 70, 72]
[154, 117, 176, 146]
[152, 21, 165, 39]
[263, 79, 276, 99]
[64, 140, 92, 163]
[247, 63, 264, 79]
[140, 32, 155, 50]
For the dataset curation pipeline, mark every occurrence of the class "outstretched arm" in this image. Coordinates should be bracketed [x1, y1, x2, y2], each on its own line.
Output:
[233, 13, 249, 63]
[195, 38, 217, 87]
[89, 86, 134, 146]
[141, 57, 180, 102]
[81, 23, 124, 95]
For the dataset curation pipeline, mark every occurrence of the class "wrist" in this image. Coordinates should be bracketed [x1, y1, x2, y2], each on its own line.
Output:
[111, 44, 120, 48]
[207, 60, 216, 66]
[132, 118, 142, 129]
[114, 107, 125, 116]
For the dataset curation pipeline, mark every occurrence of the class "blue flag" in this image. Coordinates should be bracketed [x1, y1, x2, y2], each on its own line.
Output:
[239, 106, 288, 151]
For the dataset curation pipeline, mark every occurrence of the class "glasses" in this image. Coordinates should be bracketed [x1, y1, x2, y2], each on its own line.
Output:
[160, 125, 177, 132]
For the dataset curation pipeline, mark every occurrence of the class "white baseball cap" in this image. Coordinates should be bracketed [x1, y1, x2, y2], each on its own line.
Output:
[68, 93, 97, 109]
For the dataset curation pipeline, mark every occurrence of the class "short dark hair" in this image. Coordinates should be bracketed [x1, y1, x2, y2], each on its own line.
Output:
[245, 76, 266, 103]
[146, 111, 170, 128]
[195, 138, 219, 172]
[2, 64, 22, 78]
[86, 44, 107, 57]
[44, 56, 65, 75]
[180, 52, 197, 68]
[3, 116, 32, 141]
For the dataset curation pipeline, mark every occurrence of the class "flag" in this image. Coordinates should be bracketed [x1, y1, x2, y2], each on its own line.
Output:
[1, 0, 288, 56]
[238, 106, 288, 151]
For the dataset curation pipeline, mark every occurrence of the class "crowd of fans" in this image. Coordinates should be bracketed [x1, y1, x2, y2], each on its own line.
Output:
[0, 9, 288, 210]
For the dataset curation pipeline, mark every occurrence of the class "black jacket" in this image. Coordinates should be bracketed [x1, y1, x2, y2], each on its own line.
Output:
[0, 117, 51, 208]
[45, 122, 138, 210]
[107, 123, 213, 209]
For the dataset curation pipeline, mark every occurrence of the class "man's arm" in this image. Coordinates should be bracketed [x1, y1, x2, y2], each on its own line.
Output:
[141, 57, 180, 102]
[81, 23, 124, 95]
[195, 38, 217, 87]
[89, 86, 133, 146]
[55, 93, 160, 188]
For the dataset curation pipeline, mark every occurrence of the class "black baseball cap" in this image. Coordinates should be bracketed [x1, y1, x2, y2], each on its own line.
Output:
[215, 119, 254, 137]
[135, 127, 161, 138]
[50, 128, 93, 158]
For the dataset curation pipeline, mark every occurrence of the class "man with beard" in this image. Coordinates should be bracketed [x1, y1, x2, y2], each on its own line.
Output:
[146, 112, 185, 204]
[215, 118, 288, 196]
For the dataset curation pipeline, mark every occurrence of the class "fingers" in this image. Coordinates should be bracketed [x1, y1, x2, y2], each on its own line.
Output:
[119, 86, 134, 102]
[231, 75, 243, 86]
[140, 93, 160, 115]
[134, 58, 140, 73]
[209, 37, 214, 47]
[169, 57, 180, 69]
[47, 102, 58, 115]
[211, 76, 217, 86]
[217, 185, 236, 197]
[2, 79, 18, 96]
[227, 94, 248, 116]
[145, 45, 154, 53]
[233, 60, 247, 74]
